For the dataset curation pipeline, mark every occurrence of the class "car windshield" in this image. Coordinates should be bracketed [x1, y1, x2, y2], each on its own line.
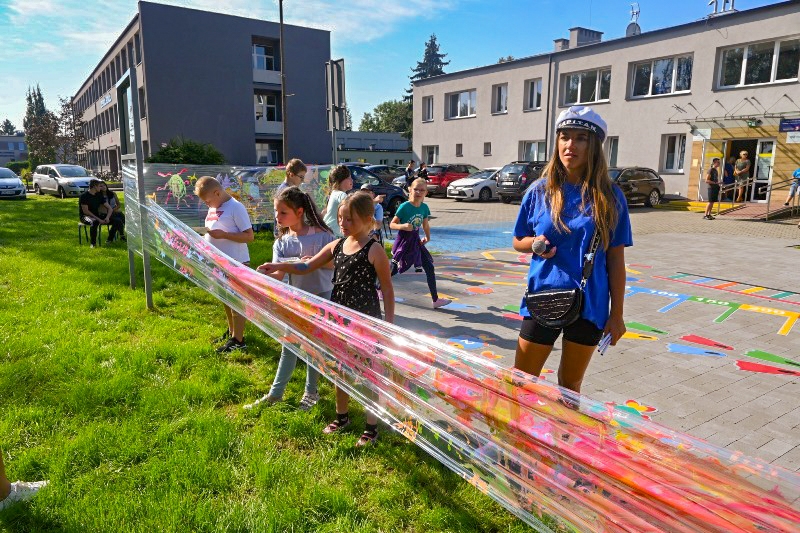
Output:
[608, 169, 622, 181]
[428, 166, 446, 174]
[0, 168, 16, 178]
[58, 166, 91, 177]
[501, 164, 527, 175]
[466, 171, 492, 180]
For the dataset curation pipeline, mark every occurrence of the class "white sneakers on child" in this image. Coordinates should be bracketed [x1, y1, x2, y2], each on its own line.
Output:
[298, 392, 320, 411]
[432, 298, 452, 309]
[0, 480, 49, 512]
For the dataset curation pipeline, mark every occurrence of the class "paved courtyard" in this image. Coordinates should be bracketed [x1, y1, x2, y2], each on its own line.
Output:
[389, 198, 800, 471]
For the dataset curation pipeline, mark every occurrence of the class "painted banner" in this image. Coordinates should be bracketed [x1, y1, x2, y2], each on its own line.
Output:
[124, 164, 800, 532]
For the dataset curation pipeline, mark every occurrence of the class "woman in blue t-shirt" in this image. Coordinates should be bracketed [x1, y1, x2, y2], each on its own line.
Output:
[512, 105, 632, 395]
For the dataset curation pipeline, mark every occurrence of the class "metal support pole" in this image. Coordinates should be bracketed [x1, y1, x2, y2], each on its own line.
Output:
[279, 0, 289, 164]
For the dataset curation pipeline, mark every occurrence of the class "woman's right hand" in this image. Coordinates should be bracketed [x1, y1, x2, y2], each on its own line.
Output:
[256, 263, 278, 274]
[532, 235, 557, 259]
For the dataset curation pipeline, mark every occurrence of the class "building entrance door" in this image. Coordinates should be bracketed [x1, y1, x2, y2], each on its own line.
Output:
[751, 139, 775, 203]
[727, 139, 758, 202]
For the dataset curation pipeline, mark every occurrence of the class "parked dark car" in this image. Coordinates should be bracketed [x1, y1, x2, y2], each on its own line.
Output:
[344, 164, 408, 215]
[365, 164, 406, 181]
[609, 167, 665, 207]
[496, 161, 548, 203]
[425, 164, 480, 196]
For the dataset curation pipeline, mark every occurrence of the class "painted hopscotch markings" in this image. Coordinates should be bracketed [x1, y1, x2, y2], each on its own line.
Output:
[654, 273, 800, 306]
[625, 286, 799, 335]
[481, 250, 531, 263]
[736, 360, 800, 377]
[679, 335, 733, 351]
[622, 332, 658, 341]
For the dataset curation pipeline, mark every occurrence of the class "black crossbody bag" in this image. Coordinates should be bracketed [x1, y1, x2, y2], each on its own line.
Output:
[524, 230, 601, 329]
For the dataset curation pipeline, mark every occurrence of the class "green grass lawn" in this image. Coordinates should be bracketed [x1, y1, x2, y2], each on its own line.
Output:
[0, 196, 536, 532]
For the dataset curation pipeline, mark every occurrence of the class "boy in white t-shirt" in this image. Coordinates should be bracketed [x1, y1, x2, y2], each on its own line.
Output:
[195, 176, 255, 353]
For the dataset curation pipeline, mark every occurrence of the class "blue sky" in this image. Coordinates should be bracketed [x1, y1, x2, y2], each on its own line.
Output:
[0, 0, 779, 131]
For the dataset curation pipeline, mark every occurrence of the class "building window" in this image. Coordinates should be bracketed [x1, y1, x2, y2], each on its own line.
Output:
[563, 68, 611, 105]
[521, 140, 546, 162]
[483, 142, 492, 156]
[256, 142, 279, 165]
[134, 33, 142, 64]
[455, 143, 463, 157]
[255, 94, 280, 121]
[421, 96, 434, 122]
[492, 84, 508, 114]
[605, 137, 619, 167]
[446, 90, 476, 119]
[631, 55, 693, 97]
[524, 78, 542, 110]
[379, 159, 388, 165]
[720, 39, 800, 87]
[395, 159, 404, 165]
[138, 88, 146, 119]
[662, 134, 686, 172]
[253, 44, 276, 71]
[422, 145, 439, 164]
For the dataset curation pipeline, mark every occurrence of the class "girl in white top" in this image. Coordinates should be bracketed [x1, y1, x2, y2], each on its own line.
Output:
[322, 165, 353, 237]
[246, 186, 335, 411]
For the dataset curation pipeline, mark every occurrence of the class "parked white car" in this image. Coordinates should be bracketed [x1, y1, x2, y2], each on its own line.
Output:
[33, 164, 93, 198]
[446, 168, 500, 201]
[0, 168, 27, 199]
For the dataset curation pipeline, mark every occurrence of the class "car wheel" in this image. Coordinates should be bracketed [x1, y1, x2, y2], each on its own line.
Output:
[478, 187, 491, 201]
[388, 197, 403, 216]
[645, 189, 661, 207]
[500, 195, 512, 204]
[34, 184, 42, 195]
[58, 186, 66, 199]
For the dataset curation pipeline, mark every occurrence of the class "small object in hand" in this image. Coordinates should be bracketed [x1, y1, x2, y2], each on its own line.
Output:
[597, 332, 612, 356]
[532, 239, 548, 255]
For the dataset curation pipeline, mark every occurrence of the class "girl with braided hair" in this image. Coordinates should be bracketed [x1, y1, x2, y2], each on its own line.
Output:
[245, 186, 335, 411]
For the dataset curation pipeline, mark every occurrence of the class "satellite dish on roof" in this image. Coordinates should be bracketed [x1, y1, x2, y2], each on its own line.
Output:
[626, 22, 641, 37]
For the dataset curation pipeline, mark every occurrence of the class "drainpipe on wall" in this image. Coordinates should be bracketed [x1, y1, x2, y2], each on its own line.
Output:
[544, 53, 553, 154]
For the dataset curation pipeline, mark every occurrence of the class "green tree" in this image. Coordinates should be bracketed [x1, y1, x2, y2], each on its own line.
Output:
[498, 55, 515, 63]
[56, 96, 88, 165]
[358, 100, 412, 139]
[343, 106, 353, 131]
[0, 119, 16, 135]
[23, 85, 58, 169]
[406, 34, 450, 102]
[147, 137, 226, 165]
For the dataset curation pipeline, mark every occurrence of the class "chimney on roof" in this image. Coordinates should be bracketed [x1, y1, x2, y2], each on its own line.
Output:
[553, 38, 570, 52]
[568, 27, 603, 48]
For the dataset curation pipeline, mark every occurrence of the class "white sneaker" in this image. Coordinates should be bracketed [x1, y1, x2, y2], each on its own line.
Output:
[243, 394, 279, 410]
[0, 480, 49, 512]
[298, 392, 320, 411]
[432, 298, 452, 309]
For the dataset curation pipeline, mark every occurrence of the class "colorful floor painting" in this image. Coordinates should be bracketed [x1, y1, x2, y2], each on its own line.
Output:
[622, 332, 658, 341]
[626, 322, 669, 335]
[679, 335, 733, 351]
[666, 343, 727, 358]
[625, 286, 799, 335]
[743, 349, 800, 368]
[654, 272, 800, 306]
[735, 360, 800, 377]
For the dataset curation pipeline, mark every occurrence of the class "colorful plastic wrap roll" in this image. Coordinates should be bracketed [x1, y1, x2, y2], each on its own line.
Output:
[124, 169, 800, 532]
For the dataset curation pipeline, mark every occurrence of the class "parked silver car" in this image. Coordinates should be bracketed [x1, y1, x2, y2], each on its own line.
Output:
[0, 168, 27, 199]
[33, 164, 93, 198]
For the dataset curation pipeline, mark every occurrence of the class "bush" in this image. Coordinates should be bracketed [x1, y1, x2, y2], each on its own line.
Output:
[146, 137, 226, 165]
[6, 160, 29, 174]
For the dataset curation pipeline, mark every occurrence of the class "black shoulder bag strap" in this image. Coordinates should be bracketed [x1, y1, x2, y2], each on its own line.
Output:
[580, 228, 603, 288]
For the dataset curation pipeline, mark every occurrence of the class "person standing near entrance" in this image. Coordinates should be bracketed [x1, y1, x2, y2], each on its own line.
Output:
[734, 150, 751, 202]
[704, 158, 721, 220]
[723, 156, 735, 201]
[784, 166, 800, 206]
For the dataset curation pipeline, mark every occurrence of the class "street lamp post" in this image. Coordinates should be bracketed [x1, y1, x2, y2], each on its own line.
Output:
[279, 0, 289, 164]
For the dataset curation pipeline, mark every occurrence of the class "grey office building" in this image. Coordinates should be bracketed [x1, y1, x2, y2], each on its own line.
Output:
[72, 1, 331, 172]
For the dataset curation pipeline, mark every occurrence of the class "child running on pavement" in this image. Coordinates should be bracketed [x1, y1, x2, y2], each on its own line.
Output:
[258, 192, 394, 446]
[246, 186, 335, 411]
[322, 165, 353, 238]
[195, 176, 255, 353]
[389, 177, 451, 309]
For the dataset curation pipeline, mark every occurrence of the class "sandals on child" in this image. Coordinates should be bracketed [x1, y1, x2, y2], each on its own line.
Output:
[355, 430, 378, 447]
[323, 417, 351, 434]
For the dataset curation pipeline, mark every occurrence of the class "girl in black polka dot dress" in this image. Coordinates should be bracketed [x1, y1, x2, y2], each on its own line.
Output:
[258, 192, 394, 446]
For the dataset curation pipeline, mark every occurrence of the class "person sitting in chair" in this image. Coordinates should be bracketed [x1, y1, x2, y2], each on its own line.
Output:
[79, 179, 111, 248]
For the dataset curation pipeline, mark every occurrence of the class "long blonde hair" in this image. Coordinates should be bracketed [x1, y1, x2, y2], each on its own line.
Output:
[542, 132, 618, 250]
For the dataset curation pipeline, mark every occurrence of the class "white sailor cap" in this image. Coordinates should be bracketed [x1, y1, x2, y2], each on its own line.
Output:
[555, 105, 607, 142]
